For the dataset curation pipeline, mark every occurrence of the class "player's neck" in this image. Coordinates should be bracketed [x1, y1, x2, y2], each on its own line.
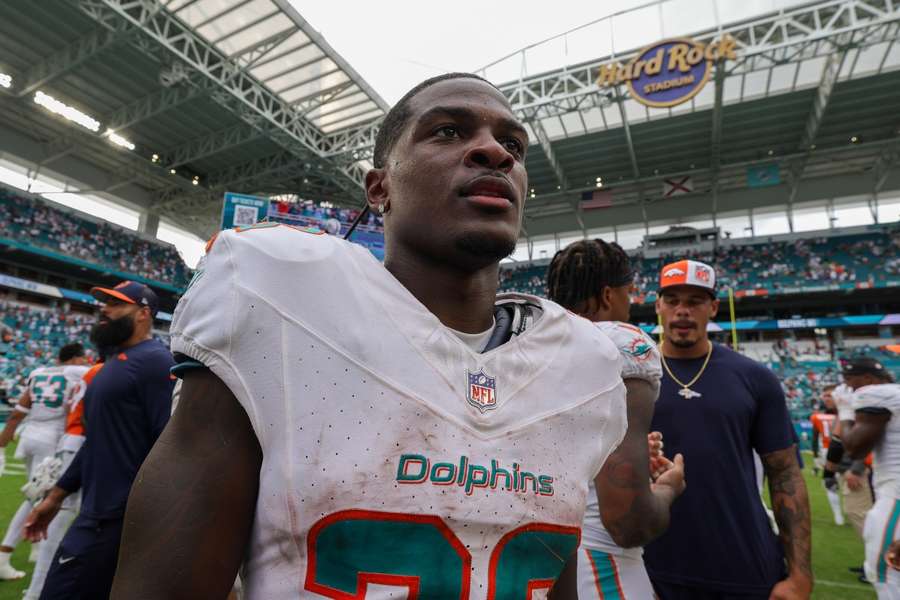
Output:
[385, 253, 498, 334]
[662, 337, 711, 360]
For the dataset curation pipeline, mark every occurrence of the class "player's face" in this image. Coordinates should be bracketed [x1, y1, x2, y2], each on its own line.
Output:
[656, 286, 718, 348]
[822, 389, 835, 409]
[370, 78, 529, 270]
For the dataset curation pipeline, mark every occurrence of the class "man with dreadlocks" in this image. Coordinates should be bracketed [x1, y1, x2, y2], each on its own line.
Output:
[546, 238, 685, 599]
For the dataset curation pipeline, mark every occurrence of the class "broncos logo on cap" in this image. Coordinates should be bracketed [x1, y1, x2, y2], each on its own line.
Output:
[663, 267, 685, 277]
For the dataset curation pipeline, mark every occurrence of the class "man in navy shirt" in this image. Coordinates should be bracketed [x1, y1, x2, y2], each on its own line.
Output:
[644, 260, 812, 600]
[24, 281, 175, 600]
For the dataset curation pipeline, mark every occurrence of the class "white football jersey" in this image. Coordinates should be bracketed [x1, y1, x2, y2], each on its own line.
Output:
[852, 383, 900, 498]
[23, 365, 89, 428]
[171, 224, 627, 600]
[581, 322, 662, 557]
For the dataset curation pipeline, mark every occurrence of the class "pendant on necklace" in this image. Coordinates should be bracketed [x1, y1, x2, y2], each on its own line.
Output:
[678, 387, 702, 399]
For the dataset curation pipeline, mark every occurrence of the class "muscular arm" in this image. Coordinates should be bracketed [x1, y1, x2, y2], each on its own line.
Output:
[761, 446, 813, 591]
[110, 369, 262, 600]
[843, 410, 891, 459]
[595, 378, 680, 548]
[0, 389, 31, 447]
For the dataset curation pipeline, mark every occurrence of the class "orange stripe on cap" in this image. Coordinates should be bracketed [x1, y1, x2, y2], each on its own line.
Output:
[90, 287, 136, 304]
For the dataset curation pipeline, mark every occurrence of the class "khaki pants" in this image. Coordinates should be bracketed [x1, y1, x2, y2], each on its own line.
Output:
[839, 470, 874, 538]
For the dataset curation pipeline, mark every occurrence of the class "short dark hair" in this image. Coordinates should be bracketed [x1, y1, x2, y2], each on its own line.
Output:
[58, 342, 85, 363]
[546, 239, 633, 314]
[373, 72, 498, 169]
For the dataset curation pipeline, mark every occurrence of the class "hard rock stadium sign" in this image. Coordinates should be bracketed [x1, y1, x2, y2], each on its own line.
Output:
[596, 35, 737, 108]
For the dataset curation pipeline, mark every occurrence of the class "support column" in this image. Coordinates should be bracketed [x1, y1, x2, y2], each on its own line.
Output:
[138, 211, 160, 237]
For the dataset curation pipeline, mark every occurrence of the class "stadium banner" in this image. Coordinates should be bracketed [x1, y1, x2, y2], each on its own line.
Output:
[0, 274, 62, 298]
[595, 35, 736, 108]
[220, 193, 386, 260]
[222, 192, 269, 229]
[747, 163, 781, 187]
[641, 313, 900, 334]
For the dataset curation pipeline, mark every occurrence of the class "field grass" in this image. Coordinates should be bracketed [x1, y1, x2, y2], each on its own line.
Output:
[0, 447, 878, 599]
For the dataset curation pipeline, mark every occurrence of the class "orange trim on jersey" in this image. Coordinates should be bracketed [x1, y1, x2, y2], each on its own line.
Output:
[205, 231, 219, 253]
[118, 352, 128, 361]
[64, 363, 102, 437]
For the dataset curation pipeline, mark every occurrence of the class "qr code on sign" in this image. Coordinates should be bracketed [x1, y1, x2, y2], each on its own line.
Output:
[233, 205, 259, 226]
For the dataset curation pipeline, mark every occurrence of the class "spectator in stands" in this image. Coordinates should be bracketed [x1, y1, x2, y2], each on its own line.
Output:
[0, 188, 190, 287]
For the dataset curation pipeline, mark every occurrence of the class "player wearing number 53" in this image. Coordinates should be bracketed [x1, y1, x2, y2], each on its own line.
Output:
[0, 343, 88, 581]
[110, 74, 645, 599]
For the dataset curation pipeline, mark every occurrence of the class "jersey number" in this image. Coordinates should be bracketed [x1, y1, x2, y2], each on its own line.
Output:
[30, 375, 67, 409]
[304, 509, 579, 599]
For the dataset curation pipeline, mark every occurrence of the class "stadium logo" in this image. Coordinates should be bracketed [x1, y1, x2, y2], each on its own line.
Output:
[466, 369, 497, 412]
[663, 267, 685, 277]
[596, 35, 737, 108]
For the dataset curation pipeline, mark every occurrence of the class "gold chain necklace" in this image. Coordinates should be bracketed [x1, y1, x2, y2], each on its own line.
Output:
[661, 340, 713, 399]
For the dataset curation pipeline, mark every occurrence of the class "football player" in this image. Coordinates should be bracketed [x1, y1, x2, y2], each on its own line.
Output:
[545, 238, 685, 599]
[841, 357, 900, 599]
[110, 74, 639, 599]
[0, 343, 88, 580]
[22, 357, 103, 600]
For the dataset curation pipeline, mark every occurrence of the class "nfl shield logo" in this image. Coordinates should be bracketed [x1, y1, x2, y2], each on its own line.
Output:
[466, 369, 497, 413]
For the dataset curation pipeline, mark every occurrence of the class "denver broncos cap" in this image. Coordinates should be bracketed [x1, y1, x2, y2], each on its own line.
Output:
[91, 280, 160, 317]
[659, 259, 716, 297]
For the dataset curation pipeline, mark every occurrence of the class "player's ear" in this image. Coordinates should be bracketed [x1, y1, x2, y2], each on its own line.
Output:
[365, 168, 389, 215]
[709, 298, 720, 318]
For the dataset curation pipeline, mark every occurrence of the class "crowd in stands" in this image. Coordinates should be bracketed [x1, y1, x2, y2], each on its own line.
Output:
[0, 188, 191, 288]
[272, 199, 384, 230]
[500, 228, 900, 300]
[0, 301, 93, 401]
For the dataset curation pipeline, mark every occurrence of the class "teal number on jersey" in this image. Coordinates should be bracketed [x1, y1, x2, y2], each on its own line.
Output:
[305, 509, 471, 599]
[487, 523, 580, 599]
[30, 374, 68, 409]
[305, 510, 579, 599]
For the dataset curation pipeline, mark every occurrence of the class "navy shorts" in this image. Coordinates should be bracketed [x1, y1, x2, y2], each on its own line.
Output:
[39, 515, 123, 600]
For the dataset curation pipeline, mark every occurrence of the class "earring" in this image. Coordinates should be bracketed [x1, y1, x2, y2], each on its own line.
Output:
[377, 204, 385, 215]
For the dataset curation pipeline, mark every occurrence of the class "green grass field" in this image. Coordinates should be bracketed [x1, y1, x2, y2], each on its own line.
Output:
[0, 447, 878, 599]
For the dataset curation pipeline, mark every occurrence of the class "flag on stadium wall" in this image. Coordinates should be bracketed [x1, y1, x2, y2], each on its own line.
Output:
[747, 163, 781, 188]
[580, 189, 613, 210]
[662, 175, 693, 198]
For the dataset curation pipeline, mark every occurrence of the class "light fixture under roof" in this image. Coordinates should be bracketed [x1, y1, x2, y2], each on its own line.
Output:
[34, 91, 99, 132]
[106, 130, 135, 151]
[169, 168, 176, 175]
[850, 136, 859, 143]
[0, 73, 11, 89]
[151, 153, 160, 163]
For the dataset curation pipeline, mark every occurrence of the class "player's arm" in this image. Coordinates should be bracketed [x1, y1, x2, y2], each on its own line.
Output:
[595, 378, 684, 548]
[843, 409, 890, 459]
[0, 388, 31, 448]
[760, 446, 813, 597]
[110, 369, 261, 600]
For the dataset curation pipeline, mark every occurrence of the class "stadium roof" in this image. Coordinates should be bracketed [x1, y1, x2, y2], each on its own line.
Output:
[0, 0, 387, 237]
[0, 0, 898, 242]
